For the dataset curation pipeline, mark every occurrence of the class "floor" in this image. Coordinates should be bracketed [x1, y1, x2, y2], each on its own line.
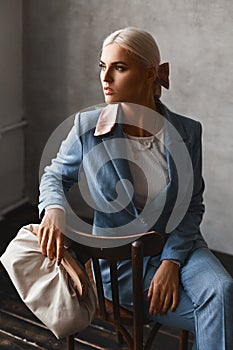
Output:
[0, 203, 232, 350]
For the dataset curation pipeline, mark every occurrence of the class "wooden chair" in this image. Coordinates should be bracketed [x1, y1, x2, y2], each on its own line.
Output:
[66, 231, 189, 350]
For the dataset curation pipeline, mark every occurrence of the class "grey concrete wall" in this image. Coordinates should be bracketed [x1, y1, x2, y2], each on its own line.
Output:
[23, 0, 233, 254]
[0, 0, 25, 214]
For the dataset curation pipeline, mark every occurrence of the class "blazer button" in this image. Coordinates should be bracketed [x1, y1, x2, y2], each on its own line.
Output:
[139, 217, 145, 224]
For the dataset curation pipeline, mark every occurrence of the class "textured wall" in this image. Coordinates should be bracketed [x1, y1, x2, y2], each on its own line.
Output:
[0, 0, 24, 213]
[23, 0, 233, 254]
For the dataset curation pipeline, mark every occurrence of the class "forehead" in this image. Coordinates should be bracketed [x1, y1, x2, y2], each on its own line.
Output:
[100, 42, 135, 63]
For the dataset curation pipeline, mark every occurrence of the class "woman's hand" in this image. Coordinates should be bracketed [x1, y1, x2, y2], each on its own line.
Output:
[37, 208, 65, 265]
[147, 260, 180, 316]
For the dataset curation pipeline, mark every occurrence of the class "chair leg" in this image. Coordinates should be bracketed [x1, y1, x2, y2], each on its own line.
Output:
[66, 335, 74, 350]
[179, 330, 189, 350]
[132, 241, 144, 350]
[109, 262, 124, 346]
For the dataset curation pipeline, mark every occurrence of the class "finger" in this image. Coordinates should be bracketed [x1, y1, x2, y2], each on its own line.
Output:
[47, 233, 56, 260]
[153, 291, 165, 315]
[40, 228, 49, 256]
[171, 288, 179, 312]
[149, 288, 160, 315]
[37, 225, 44, 245]
[160, 292, 172, 314]
[147, 283, 153, 299]
[56, 236, 64, 265]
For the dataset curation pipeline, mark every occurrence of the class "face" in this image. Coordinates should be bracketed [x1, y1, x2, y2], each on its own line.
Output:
[99, 43, 154, 106]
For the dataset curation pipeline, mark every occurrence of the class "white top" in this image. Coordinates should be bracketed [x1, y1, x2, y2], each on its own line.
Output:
[124, 127, 169, 211]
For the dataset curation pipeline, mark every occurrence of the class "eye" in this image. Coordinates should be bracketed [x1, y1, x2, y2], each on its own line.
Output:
[115, 65, 126, 71]
[99, 62, 106, 71]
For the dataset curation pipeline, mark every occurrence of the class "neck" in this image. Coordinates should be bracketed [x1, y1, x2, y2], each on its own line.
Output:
[123, 124, 153, 137]
[121, 99, 160, 137]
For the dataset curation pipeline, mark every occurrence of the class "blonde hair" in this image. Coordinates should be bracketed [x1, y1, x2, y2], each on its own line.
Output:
[102, 27, 161, 71]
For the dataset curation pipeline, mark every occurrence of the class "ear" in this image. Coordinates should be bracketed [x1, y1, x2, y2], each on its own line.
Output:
[147, 66, 157, 83]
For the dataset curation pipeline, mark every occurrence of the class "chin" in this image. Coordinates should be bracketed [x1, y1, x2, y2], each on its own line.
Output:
[105, 96, 115, 103]
[105, 96, 123, 104]
[105, 98, 126, 104]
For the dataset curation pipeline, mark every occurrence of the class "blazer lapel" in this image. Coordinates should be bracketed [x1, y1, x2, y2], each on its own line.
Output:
[101, 124, 138, 217]
[160, 105, 194, 232]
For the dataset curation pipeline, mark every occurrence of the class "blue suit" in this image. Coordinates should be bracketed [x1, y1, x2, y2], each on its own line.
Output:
[39, 101, 233, 349]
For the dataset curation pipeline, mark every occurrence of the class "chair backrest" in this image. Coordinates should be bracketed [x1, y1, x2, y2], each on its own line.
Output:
[80, 231, 164, 350]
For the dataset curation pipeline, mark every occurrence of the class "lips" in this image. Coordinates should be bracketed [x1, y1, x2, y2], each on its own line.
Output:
[104, 87, 115, 95]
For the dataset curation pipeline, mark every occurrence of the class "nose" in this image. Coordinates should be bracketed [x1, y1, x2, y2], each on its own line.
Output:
[102, 67, 113, 83]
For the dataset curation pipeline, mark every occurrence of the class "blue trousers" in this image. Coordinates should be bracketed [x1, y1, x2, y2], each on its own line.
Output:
[142, 247, 233, 349]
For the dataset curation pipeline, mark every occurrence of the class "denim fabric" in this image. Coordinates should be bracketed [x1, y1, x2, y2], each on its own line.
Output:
[141, 246, 233, 350]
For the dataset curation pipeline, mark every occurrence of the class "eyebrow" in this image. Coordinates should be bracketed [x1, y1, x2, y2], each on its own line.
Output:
[99, 60, 128, 66]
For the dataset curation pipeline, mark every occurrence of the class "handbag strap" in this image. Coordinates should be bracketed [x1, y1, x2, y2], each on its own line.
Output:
[61, 249, 89, 299]
[28, 225, 89, 300]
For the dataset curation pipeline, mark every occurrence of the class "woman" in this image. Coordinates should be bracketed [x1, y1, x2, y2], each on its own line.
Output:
[38, 27, 233, 349]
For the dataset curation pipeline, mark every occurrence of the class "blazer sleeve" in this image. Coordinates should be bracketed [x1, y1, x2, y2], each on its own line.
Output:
[38, 113, 83, 217]
[160, 121, 205, 266]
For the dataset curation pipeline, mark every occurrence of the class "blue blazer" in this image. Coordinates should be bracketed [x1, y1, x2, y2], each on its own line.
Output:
[39, 101, 207, 279]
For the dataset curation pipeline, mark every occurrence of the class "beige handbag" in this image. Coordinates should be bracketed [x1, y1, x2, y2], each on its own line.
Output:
[0, 224, 96, 339]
